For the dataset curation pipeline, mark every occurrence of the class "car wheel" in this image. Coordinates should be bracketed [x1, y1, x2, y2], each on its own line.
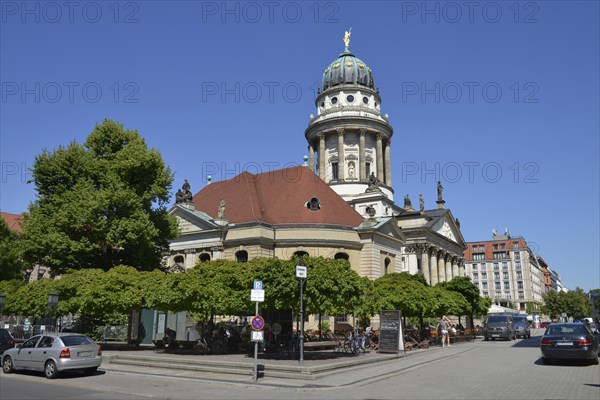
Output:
[593, 357, 599, 366]
[542, 357, 552, 365]
[84, 367, 98, 375]
[2, 356, 14, 373]
[45, 360, 59, 379]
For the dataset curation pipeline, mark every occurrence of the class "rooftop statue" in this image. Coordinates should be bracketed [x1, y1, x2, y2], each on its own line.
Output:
[343, 28, 352, 49]
[419, 194, 425, 212]
[437, 181, 444, 201]
[176, 179, 194, 204]
[366, 172, 382, 192]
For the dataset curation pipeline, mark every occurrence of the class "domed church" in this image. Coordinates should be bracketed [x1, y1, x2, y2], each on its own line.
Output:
[167, 32, 467, 290]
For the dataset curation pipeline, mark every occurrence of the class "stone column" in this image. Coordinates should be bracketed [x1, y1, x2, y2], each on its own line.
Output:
[458, 259, 465, 277]
[359, 128, 366, 181]
[184, 249, 195, 270]
[384, 140, 392, 186]
[318, 133, 326, 180]
[337, 128, 345, 181]
[429, 248, 439, 285]
[376, 134, 384, 180]
[452, 256, 459, 278]
[421, 245, 431, 285]
[438, 251, 446, 282]
[445, 254, 452, 281]
[309, 142, 315, 171]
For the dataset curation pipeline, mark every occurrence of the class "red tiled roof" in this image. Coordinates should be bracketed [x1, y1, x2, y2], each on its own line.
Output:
[1, 211, 25, 233]
[193, 166, 364, 227]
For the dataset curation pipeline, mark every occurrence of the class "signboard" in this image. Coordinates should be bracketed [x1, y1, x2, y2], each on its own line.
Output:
[250, 289, 265, 302]
[296, 265, 307, 278]
[378, 310, 404, 353]
[251, 315, 265, 331]
[253, 281, 263, 289]
[251, 331, 264, 342]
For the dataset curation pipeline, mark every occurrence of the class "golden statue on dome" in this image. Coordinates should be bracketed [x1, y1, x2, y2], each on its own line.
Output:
[343, 28, 352, 50]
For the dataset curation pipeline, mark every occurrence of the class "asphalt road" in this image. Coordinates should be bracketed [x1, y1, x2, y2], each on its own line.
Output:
[2, 333, 599, 400]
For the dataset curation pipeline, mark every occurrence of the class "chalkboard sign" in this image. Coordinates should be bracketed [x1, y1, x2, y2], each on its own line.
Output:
[378, 310, 404, 353]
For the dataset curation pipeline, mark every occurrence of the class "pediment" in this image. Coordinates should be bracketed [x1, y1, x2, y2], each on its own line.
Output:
[431, 213, 463, 246]
[169, 205, 220, 235]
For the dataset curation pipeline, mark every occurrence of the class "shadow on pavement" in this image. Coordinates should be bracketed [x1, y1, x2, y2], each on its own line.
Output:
[511, 336, 542, 348]
[534, 357, 598, 367]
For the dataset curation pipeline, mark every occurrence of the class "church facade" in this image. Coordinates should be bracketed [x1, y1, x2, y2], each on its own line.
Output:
[166, 34, 467, 291]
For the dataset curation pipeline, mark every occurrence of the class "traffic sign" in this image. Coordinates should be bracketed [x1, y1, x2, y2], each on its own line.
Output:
[251, 315, 265, 331]
[296, 265, 307, 278]
[251, 331, 264, 342]
[253, 280, 263, 289]
[251, 289, 265, 302]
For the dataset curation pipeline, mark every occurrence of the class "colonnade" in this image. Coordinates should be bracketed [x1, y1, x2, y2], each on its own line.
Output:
[406, 243, 465, 285]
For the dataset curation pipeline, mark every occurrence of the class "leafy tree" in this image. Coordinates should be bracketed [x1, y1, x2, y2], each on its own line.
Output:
[21, 119, 178, 274]
[4, 278, 59, 318]
[0, 217, 26, 280]
[437, 276, 489, 331]
[542, 288, 592, 320]
[250, 257, 297, 311]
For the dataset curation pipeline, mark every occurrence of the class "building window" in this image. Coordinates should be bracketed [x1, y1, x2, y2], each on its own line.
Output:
[235, 250, 248, 263]
[518, 291, 524, 299]
[331, 96, 338, 105]
[517, 281, 523, 289]
[331, 163, 339, 180]
[494, 272, 500, 280]
[384, 257, 391, 275]
[493, 252, 505, 260]
[482, 272, 487, 279]
[199, 253, 211, 263]
[504, 291, 511, 298]
[366, 162, 371, 177]
[514, 252, 520, 260]
[335, 315, 347, 323]
[473, 253, 484, 260]
[293, 251, 309, 261]
[516, 271, 522, 279]
[346, 95, 355, 103]
[335, 252, 349, 261]
[473, 272, 479, 280]
[502, 262, 508, 270]
[500, 243, 505, 250]
[482, 282, 488, 289]
[483, 291, 489, 297]
[504, 282, 510, 290]
[480, 263, 486, 270]
[503, 272, 509, 280]
[307, 197, 321, 211]
[495, 282, 501, 290]
[513, 242, 520, 248]
[515, 261, 521, 270]
[472, 263, 477, 270]
[493, 263, 499, 270]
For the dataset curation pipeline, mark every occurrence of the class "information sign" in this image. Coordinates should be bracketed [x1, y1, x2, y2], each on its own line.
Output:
[378, 310, 404, 353]
[251, 331, 264, 342]
[296, 265, 307, 278]
[250, 289, 265, 302]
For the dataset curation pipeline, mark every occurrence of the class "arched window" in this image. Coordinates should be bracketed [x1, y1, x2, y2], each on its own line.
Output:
[199, 253, 211, 263]
[293, 251, 309, 262]
[306, 197, 320, 211]
[334, 252, 349, 260]
[235, 250, 248, 263]
[384, 257, 391, 275]
[174, 255, 184, 264]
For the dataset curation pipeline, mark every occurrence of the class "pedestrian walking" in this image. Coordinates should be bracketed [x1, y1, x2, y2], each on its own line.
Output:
[438, 315, 451, 347]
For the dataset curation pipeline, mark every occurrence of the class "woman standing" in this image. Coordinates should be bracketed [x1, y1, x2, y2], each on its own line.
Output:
[438, 315, 451, 347]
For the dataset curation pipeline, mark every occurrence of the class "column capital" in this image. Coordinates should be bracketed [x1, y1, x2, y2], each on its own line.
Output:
[359, 128, 367, 136]
[336, 128, 345, 136]
[317, 132, 325, 139]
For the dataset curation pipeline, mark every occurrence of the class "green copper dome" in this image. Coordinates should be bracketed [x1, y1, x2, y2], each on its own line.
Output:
[322, 50, 374, 91]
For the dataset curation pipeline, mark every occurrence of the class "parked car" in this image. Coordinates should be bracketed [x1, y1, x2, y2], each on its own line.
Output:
[0, 329, 15, 353]
[540, 322, 599, 365]
[2, 333, 102, 379]
[513, 315, 531, 339]
[483, 314, 516, 341]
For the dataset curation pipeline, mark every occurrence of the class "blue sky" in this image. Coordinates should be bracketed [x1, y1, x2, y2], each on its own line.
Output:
[1, 1, 598, 291]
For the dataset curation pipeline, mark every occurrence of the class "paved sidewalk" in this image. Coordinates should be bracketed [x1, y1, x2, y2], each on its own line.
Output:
[100, 341, 477, 388]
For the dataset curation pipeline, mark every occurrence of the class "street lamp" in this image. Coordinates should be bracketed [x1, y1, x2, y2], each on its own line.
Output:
[48, 292, 59, 332]
[0, 293, 6, 327]
[295, 256, 307, 366]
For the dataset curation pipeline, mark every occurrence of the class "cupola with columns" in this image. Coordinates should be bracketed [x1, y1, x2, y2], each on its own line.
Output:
[305, 31, 395, 209]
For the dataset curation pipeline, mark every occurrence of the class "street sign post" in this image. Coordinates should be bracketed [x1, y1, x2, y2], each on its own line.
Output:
[250, 283, 265, 383]
[251, 289, 265, 302]
[296, 263, 307, 365]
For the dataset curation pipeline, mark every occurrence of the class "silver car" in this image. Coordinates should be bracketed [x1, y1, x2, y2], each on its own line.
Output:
[2, 333, 102, 379]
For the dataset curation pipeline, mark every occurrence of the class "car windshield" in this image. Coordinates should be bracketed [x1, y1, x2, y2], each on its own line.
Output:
[0, 329, 12, 339]
[487, 316, 509, 323]
[546, 325, 586, 335]
[513, 316, 528, 323]
[60, 335, 94, 346]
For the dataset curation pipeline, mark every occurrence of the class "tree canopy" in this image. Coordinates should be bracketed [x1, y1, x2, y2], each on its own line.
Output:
[542, 288, 592, 320]
[20, 119, 178, 274]
[0, 217, 26, 280]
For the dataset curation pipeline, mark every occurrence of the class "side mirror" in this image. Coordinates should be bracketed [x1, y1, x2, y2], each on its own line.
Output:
[16, 343, 22, 348]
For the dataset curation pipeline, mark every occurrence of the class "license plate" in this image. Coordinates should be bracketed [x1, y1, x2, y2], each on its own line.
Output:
[77, 351, 92, 357]
[555, 342, 573, 346]
[492, 334, 500, 337]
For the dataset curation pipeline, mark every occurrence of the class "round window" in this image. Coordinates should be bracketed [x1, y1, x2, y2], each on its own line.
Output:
[363, 96, 369, 104]
[331, 97, 338, 105]
[320, 102, 325, 108]
[347, 95, 355, 103]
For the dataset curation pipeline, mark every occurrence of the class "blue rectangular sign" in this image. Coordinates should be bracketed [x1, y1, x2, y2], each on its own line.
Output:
[253, 280, 263, 290]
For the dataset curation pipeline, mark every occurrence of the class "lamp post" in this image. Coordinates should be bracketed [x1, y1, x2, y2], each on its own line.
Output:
[48, 292, 59, 332]
[0, 293, 6, 327]
[295, 257, 307, 366]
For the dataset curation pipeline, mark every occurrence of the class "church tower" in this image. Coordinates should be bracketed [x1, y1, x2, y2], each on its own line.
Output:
[305, 31, 397, 217]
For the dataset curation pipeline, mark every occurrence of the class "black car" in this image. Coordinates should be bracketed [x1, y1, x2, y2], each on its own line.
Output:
[540, 323, 599, 365]
[513, 315, 531, 339]
[483, 315, 516, 341]
[0, 329, 15, 354]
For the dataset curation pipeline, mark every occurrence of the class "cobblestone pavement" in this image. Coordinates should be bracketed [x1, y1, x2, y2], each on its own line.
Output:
[1, 330, 599, 400]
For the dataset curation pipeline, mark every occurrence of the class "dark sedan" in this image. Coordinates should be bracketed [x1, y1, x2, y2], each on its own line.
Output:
[0, 329, 15, 354]
[540, 323, 599, 365]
